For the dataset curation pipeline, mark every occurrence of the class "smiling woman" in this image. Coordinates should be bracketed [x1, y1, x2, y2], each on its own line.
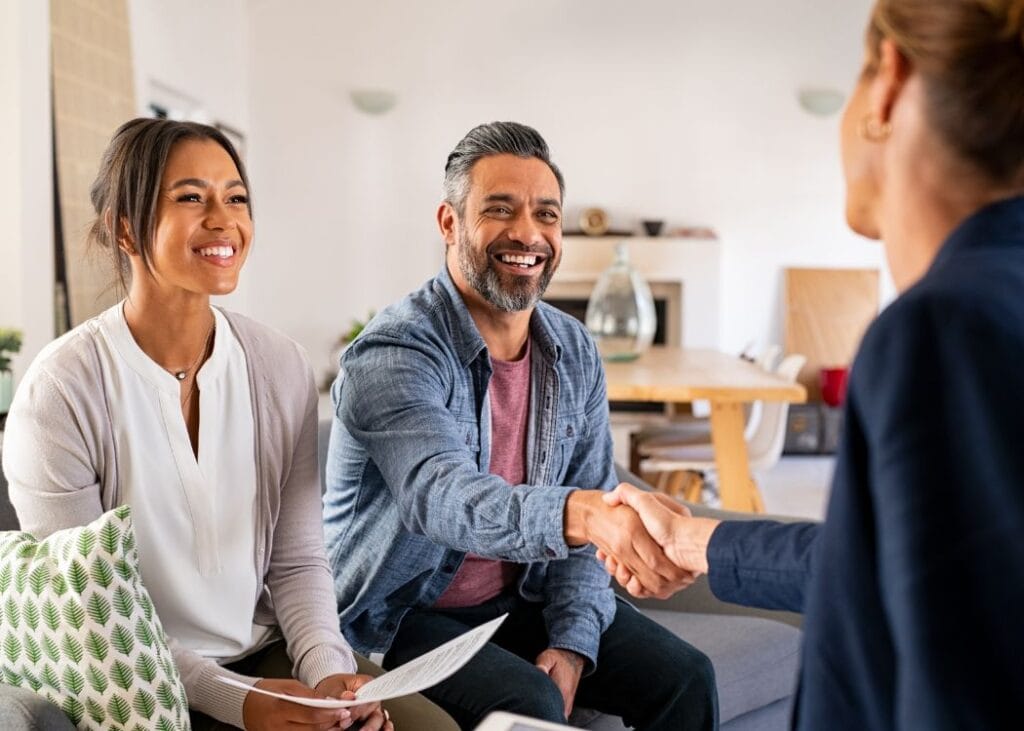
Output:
[0, 118, 418, 731]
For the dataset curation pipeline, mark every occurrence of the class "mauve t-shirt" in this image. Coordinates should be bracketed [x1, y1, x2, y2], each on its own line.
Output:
[434, 339, 531, 608]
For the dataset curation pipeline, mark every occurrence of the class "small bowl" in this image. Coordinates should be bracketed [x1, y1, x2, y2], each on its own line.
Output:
[641, 219, 664, 237]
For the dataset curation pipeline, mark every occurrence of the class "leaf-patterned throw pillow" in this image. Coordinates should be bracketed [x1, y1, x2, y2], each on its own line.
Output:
[0, 506, 190, 730]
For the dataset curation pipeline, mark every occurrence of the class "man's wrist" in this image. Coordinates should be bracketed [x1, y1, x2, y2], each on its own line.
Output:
[563, 490, 600, 546]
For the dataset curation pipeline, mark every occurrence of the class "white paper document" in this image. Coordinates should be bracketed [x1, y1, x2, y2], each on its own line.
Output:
[217, 613, 507, 709]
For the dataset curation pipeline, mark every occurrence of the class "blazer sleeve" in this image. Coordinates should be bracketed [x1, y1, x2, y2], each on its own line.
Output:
[706, 520, 821, 612]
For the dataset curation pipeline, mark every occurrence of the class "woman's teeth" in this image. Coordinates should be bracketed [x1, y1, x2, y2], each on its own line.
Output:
[198, 246, 233, 258]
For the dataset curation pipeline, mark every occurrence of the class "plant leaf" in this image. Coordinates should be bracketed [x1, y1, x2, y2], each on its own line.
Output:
[86, 664, 109, 693]
[85, 697, 106, 724]
[84, 629, 109, 662]
[21, 597, 39, 630]
[2, 666, 20, 686]
[28, 563, 50, 595]
[87, 592, 111, 626]
[113, 585, 135, 618]
[135, 652, 158, 683]
[20, 665, 41, 692]
[41, 599, 60, 631]
[4, 596, 21, 628]
[108, 694, 132, 725]
[41, 634, 60, 663]
[13, 562, 28, 592]
[99, 519, 121, 554]
[114, 558, 134, 581]
[3, 633, 22, 663]
[61, 632, 84, 663]
[62, 696, 85, 726]
[135, 616, 155, 647]
[61, 598, 86, 630]
[67, 559, 89, 595]
[41, 663, 60, 691]
[110, 658, 134, 691]
[111, 623, 134, 656]
[133, 688, 156, 719]
[63, 665, 85, 695]
[23, 633, 41, 664]
[91, 555, 114, 589]
[156, 681, 178, 711]
[76, 529, 97, 558]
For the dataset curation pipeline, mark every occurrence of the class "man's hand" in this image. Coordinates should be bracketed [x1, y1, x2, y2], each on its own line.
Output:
[242, 678, 352, 731]
[596, 484, 721, 597]
[535, 648, 585, 719]
[315, 674, 394, 731]
[564, 486, 694, 599]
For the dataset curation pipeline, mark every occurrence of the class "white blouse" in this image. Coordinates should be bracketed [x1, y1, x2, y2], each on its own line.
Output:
[95, 303, 273, 660]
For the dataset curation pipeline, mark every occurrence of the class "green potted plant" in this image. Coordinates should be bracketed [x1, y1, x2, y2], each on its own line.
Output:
[322, 312, 375, 391]
[0, 328, 23, 415]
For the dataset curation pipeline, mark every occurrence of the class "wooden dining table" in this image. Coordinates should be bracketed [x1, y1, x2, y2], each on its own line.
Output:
[602, 346, 807, 512]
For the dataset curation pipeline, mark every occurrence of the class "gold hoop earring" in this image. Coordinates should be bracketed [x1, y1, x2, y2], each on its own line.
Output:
[858, 115, 892, 142]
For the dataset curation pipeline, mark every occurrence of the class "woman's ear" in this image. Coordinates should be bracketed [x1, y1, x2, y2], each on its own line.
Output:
[870, 38, 912, 126]
[108, 211, 137, 255]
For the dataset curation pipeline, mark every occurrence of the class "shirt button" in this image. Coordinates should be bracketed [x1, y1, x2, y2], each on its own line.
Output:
[545, 547, 557, 558]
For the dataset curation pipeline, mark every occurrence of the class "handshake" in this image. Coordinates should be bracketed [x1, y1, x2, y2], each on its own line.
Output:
[565, 483, 722, 599]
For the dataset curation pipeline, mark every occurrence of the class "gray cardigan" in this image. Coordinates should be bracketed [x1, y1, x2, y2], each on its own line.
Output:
[1, 307, 355, 728]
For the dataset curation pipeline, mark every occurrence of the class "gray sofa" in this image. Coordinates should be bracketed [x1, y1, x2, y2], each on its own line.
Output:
[0, 425, 804, 730]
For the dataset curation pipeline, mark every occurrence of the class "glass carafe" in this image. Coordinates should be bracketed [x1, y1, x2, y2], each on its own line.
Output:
[585, 243, 657, 361]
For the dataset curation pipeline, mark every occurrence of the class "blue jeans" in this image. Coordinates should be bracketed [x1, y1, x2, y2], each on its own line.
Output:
[383, 594, 718, 731]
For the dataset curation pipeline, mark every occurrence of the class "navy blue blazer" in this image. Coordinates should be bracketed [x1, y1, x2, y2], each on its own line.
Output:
[705, 196, 1024, 730]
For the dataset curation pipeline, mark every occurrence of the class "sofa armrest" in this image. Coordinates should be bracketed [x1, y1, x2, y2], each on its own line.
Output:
[612, 463, 807, 628]
[0, 685, 76, 730]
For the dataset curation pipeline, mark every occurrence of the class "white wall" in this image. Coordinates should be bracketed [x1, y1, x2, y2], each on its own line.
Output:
[7, 0, 893, 385]
[246, 0, 890, 381]
[0, 0, 54, 373]
[127, 0, 253, 312]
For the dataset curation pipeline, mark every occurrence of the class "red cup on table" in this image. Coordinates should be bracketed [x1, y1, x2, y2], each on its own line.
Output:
[820, 366, 849, 407]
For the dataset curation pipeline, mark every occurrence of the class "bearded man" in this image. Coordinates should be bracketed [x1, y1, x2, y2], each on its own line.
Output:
[323, 122, 716, 730]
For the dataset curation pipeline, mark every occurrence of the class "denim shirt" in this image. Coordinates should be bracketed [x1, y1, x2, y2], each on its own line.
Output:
[323, 266, 618, 668]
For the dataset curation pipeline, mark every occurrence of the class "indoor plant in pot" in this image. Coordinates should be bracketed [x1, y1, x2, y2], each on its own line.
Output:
[0, 328, 23, 415]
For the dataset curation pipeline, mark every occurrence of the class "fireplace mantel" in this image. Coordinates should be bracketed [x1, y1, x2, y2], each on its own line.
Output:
[547, 235, 721, 348]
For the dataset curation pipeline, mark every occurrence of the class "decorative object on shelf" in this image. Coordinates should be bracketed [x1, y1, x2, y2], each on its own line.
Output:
[350, 88, 398, 115]
[579, 207, 610, 236]
[641, 219, 665, 237]
[0, 328, 23, 415]
[797, 87, 846, 117]
[585, 243, 657, 362]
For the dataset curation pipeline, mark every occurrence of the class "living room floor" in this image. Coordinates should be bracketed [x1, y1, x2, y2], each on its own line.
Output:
[759, 456, 835, 520]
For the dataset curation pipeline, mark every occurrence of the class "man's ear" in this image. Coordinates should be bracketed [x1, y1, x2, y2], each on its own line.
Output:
[437, 201, 458, 247]
[870, 38, 912, 126]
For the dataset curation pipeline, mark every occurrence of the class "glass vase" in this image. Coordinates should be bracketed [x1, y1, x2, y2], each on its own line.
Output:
[585, 243, 657, 361]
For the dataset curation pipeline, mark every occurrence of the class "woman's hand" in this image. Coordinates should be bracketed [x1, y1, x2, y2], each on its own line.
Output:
[316, 673, 394, 731]
[242, 678, 352, 730]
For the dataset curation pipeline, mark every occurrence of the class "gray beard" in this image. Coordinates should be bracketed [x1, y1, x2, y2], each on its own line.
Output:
[457, 230, 555, 313]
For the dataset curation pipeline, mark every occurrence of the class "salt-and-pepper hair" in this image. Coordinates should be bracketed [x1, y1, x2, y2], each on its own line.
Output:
[443, 121, 565, 216]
